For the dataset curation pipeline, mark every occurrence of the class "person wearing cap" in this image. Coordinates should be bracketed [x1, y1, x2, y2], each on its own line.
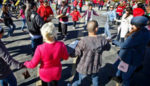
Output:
[0, 26, 24, 86]
[37, 0, 54, 22]
[56, 0, 70, 40]
[113, 16, 150, 86]
[101, 5, 116, 39]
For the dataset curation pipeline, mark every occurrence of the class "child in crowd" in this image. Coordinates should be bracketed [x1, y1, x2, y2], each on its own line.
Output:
[18, 5, 27, 32]
[78, 0, 83, 12]
[73, 0, 78, 10]
[82, 3, 99, 30]
[70, 7, 81, 29]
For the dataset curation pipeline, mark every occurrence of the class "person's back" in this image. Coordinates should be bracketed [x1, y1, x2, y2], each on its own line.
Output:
[76, 36, 110, 74]
[71, 20, 111, 86]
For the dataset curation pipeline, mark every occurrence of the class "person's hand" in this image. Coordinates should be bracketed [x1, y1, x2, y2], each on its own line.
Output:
[0, 19, 3, 23]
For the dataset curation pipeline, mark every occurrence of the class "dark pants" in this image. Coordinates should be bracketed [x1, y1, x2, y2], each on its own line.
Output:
[42, 80, 58, 86]
[58, 22, 68, 36]
[31, 37, 43, 54]
[73, 21, 77, 27]
[6, 23, 16, 36]
[0, 73, 17, 86]
[79, 7, 82, 12]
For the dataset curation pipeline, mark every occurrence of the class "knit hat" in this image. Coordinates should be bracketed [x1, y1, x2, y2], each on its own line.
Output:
[131, 16, 148, 27]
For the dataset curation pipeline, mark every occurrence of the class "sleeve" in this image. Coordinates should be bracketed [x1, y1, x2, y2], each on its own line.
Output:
[113, 11, 117, 20]
[49, 7, 54, 15]
[102, 38, 111, 51]
[70, 12, 73, 16]
[70, 40, 84, 57]
[66, 6, 71, 16]
[113, 33, 142, 49]
[82, 11, 87, 17]
[24, 47, 41, 68]
[61, 43, 69, 60]
[0, 46, 23, 69]
[78, 12, 82, 18]
[36, 15, 45, 28]
[37, 7, 41, 15]
[93, 10, 99, 16]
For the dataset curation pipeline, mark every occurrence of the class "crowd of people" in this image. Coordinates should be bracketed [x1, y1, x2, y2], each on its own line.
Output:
[0, 0, 150, 86]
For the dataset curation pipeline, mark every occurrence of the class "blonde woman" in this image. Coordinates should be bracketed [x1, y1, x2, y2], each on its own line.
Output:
[24, 22, 69, 86]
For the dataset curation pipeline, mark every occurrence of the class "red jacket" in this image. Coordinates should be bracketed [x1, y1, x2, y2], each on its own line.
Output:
[37, 5, 53, 22]
[70, 11, 81, 21]
[79, 0, 83, 7]
[98, 0, 104, 5]
[116, 6, 124, 16]
[133, 8, 145, 17]
[73, 0, 78, 7]
[24, 42, 69, 82]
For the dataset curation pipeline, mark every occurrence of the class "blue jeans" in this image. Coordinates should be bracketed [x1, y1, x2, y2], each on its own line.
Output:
[31, 37, 43, 53]
[104, 22, 112, 38]
[72, 73, 99, 86]
[21, 19, 26, 30]
[7, 23, 16, 36]
[114, 60, 137, 86]
[0, 73, 17, 86]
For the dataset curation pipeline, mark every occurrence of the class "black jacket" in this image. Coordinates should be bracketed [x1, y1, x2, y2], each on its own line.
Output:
[27, 11, 44, 36]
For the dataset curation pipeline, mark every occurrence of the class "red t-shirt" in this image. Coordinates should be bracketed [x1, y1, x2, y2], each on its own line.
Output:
[133, 8, 145, 17]
[70, 11, 81, 21]
[116, 6, 124, 16]
[37, 5, 53, 22]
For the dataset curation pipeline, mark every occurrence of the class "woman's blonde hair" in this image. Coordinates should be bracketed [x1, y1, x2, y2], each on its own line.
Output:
[40, 22, 57, 41]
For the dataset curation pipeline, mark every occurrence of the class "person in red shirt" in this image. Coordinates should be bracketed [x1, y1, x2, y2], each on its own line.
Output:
[73, 0, 78, 9]
[37, 0, 54, 22]
[133, 3, 145, 17]
[70, 7, 81, 29]
[116, 4, 124, 19]
[78, 0, 83, 12]
[98, 0, 104, 10]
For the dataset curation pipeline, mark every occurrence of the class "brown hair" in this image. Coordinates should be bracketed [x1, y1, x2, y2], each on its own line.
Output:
[126, 27, 140, 37]
[2, 5, 8, 13]
[125, 7, 133, 19]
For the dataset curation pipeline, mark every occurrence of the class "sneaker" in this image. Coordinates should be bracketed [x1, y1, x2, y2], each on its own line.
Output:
[73, 27, 76, 29]
[63, 36, 67, 41]
[101, 34, 106, 36]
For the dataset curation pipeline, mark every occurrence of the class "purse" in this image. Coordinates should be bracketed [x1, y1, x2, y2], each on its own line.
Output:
[22, 69, 30, 79]
[118, 61, 129, 73]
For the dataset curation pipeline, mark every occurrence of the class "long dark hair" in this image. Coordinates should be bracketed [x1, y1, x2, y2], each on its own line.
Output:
[125, 7, 133, 19]
[21, 5, 27, 14]
[126, 26, 141, 37]
[2, 5, 8, 13]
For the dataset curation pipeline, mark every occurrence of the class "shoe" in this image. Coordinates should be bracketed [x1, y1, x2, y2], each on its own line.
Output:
[63, 36, 67, 41]
[101, 34, 106, 36]
[112, 76, 122, 83]
[73, 27, 76, 29]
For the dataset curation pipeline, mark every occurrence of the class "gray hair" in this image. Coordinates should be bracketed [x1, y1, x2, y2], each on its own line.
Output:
[40, 22, 57, 40]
